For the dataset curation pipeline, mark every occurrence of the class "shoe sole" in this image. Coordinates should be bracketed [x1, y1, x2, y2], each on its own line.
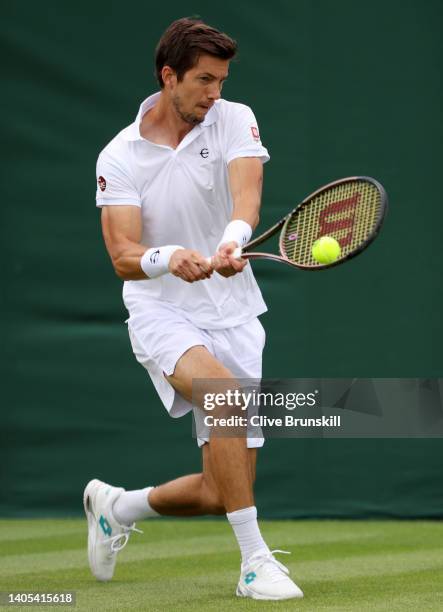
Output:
[236, 584, 304, 600]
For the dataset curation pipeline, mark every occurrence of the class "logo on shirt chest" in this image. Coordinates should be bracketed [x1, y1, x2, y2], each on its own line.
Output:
[200, 148, 209, 159]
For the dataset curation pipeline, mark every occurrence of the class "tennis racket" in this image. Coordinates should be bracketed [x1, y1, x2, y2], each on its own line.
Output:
[231, 176, 388, 270]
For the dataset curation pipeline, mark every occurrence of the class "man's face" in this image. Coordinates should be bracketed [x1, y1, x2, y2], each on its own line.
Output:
[166, 54, 229, 126]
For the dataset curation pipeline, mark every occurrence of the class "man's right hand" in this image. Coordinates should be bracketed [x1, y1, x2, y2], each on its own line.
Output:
[212, 241, 248, 278]
[169, 249, 214, 283]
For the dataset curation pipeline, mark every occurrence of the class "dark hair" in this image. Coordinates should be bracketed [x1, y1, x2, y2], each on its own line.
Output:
[155, 17, 237, 88]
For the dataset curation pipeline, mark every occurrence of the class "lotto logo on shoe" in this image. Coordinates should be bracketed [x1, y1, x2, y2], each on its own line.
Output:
[245, 572, 257, 584]
[99, 515, 112, 536]
[98, 176, 107, 192]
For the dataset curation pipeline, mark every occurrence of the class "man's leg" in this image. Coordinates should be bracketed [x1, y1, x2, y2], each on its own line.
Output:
[163, 346, 255, 512]
[161, 346, 302, 600]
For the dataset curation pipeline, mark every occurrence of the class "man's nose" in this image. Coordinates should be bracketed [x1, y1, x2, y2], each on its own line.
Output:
[207, 83, 222, 100]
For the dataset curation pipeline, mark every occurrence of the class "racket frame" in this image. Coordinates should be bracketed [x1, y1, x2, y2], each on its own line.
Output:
[240, 176, 388, 270]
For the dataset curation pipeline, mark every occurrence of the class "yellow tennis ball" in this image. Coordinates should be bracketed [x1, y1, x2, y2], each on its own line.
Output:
[312, 236, 341, 264]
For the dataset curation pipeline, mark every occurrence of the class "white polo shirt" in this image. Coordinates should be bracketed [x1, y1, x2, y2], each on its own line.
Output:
[96, 92, 270, 330]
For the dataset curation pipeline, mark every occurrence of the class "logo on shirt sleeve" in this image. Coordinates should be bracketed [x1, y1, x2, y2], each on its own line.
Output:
[250, 126, 260, 142]
[98, 176, 107, 192]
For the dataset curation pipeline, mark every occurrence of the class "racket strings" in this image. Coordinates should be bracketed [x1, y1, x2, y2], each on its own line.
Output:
[282, 181, 382, 267]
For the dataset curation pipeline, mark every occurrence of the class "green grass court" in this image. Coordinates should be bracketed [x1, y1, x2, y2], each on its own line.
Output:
[1, 520, 442, 611]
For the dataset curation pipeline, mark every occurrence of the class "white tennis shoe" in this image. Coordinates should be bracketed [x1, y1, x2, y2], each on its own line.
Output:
[236, 549, 304, 600]
[83, 478, 142, 581]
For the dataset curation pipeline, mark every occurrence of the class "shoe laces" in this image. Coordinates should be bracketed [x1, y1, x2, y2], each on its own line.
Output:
[104, 523, 143, 553]
[247, 549, 291, 583]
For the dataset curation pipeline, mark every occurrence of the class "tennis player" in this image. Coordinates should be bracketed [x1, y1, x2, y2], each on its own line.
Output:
[85, 17, 303, 601]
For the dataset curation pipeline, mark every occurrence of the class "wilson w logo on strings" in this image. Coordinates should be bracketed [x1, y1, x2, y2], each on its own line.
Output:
[318, 192, 361, 247]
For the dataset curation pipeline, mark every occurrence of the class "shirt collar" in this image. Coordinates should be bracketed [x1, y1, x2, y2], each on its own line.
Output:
[122, 92, 218, 141]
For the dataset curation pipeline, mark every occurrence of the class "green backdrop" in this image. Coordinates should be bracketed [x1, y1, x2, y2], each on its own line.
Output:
[2, 0, 442, 517]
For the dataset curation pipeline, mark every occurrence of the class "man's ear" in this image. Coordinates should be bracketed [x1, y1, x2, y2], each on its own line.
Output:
[161, 65, 176, 89]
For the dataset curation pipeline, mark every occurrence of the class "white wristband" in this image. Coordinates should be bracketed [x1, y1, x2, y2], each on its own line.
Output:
[217, 220, 252, 251]
[140, 245, 184, 278]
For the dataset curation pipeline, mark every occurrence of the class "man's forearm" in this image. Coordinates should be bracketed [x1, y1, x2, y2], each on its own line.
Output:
[232, 190, 261, 230]
[111, 242, 148, 280]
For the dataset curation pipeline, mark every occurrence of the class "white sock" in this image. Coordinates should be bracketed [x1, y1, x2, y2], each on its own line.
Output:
[227, 506, 270, 563]
[112, 487, 160, 525]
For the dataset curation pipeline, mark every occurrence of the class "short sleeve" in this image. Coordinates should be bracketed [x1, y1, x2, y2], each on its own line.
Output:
[95, 150, 141, 208]
[224, 104, 270, 166]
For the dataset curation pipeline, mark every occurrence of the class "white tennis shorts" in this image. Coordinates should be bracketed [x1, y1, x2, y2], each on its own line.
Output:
[126, 300, 266, 448]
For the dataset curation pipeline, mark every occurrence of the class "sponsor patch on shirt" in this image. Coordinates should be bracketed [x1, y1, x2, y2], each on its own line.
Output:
[250, 126, 260, 142]
[98, 176, 106, 192]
